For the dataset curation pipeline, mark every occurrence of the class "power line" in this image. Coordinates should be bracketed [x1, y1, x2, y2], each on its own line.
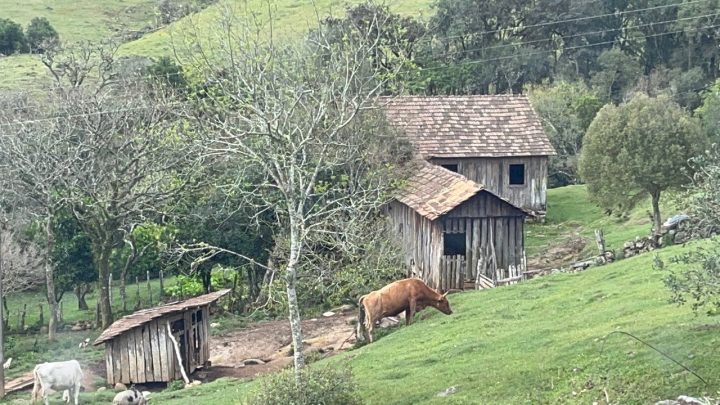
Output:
[419, 22, 720, 71]
[419, 0, 710, 44]
[428, 11, 720, 60]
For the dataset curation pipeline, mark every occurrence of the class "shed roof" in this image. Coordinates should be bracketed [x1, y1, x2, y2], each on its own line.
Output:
[381, 95, 556, 158]
[395, 161, 528, 220]
[94, 289, 231, 345]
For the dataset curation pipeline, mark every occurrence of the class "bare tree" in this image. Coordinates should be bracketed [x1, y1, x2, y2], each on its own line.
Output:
[0, 96, 79, 341]
[35, 42, 197, 328]
[176, 6, 409, 379]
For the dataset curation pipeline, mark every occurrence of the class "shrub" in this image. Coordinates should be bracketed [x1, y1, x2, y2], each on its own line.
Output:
[252, 365, 361, 405]
[25, 17, 59, 53]
[0, 18, 28, 54]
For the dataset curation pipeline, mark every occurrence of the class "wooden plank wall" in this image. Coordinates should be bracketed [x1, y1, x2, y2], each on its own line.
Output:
[105, 309, 213, 385]
[441, 216, 526, 290]
[387, 201, 443, 288]
[431, 156, 548, 212]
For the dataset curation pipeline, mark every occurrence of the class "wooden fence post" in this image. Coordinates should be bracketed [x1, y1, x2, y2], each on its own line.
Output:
[147, 271, 152, 306]
[159, 270, 164, 299]
[109, 274, 113, 303]
[18, 304, 27, 332]
[595, 229, 605, 256]
[38, 304, 44, 329]
[135, 276, 141, 309]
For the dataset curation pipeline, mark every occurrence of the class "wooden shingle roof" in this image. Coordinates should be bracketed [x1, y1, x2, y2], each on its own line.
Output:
[382, 95, 556, 158]
[94, 289, 231, 345]
[396, 161, 529, 220]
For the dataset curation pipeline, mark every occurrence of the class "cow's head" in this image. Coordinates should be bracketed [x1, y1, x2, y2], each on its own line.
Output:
[435, 291, 453, 315]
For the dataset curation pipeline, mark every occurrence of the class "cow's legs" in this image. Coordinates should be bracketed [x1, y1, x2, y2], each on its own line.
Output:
[406, 299, 417, 326]
[73, 382, 80, 405]
[41, 384, 50, 405]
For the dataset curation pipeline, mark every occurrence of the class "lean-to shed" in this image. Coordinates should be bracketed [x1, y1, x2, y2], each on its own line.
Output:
[389, 161, 529, 291]
[94, 289, 230, 385]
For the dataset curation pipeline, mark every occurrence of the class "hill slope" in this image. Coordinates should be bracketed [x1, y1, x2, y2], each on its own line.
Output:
[334, 243, 718, 404]
[118, 242, 720, 404]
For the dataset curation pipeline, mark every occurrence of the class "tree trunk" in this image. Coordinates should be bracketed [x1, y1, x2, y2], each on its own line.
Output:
[0, 226, 6, 398]
[44, 215, 59, 342]
[95, 240, 114, 329]
[286, 222, 305, 381]
[75, 285, 89, 310]
[651, 190, 662, 236]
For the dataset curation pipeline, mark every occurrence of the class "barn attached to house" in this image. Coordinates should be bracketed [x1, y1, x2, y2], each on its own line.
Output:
[383, 95, 555, 215]
[388, 161, 529, 291]
[94, 289, 230, 385]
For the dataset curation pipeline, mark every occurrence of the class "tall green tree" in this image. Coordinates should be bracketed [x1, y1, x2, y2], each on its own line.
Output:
[0, 18, 27, 54]
[25, 17, 59, 53]
[528, 81, 603, 186]
[579, 94, 706, 233]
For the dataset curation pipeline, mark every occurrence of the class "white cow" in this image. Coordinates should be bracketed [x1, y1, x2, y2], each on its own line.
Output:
[112, 388, 150, 405]
[31, 360, 83, 405]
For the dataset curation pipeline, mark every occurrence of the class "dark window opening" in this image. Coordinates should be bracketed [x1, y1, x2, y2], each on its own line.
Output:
[398, 223, 403, 236]
[509, 164, 525, 185]
[441, 164, 459, 173]
[443, 232, 466, 256]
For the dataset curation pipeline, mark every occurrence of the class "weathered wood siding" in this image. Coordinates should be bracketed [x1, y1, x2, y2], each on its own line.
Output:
[388, 201, 443, 287]
[388, 192, 526, 292]
[104, 307, 212, 385]
[431, 156, 548, 212]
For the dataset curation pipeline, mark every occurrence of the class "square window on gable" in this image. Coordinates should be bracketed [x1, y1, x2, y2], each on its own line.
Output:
[509, 164, 525, 185]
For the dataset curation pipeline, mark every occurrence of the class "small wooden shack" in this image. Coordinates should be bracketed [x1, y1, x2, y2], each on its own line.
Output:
[382, 95, 556, 215]
[389, 161, 529, 291]
[94, 289, 230, 385]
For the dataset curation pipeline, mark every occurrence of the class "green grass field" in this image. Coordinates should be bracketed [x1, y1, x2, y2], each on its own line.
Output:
[2, 186, 715, 404]
[29, 239, 714, 405]
[525, 185, 679, 259]
[0, 0, 159, 91]
[0, 0, 433, 91]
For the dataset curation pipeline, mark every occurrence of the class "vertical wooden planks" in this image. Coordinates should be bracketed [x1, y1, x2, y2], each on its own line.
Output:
[127, 330, 137, 383]
[157, 319, 170, 381]
[149, 321, 161, 381]
[134, 327, 146, 383]
[203, 307, 211, 364]
[119, 336, 129, 384]
[105, 343, 114, 385]
[184, 311, 194, 372]
[142, 325, 153, 382]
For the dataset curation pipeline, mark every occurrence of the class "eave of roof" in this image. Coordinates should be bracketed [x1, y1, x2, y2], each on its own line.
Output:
[94, 289, 231, 345]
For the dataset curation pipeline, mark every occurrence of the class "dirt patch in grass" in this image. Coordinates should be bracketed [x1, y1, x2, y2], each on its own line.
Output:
[202, 309, 357, 380]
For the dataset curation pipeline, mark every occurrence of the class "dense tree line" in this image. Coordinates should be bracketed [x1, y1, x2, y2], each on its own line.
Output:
[0, 17, 58, 54]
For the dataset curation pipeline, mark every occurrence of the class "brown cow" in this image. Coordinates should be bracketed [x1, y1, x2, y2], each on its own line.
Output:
[357, 278, 453, 343]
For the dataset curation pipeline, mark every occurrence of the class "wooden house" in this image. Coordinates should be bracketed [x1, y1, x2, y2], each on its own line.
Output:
[388, 161, 529, 291]
[383, 95, 556, 215]
[93, 289, 230, 385]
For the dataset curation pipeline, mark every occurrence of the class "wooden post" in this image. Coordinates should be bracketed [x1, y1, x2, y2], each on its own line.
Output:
[95, 302, 101, 326]
[109, 274, 113, 303]
[58, 300, 63, 324]
[135, 276, 141, 309]
[147, 271, 152, 306]
[166, 322, 190, 384]
[159, 270, 164, 299]
[18, 304, 26, 332]
[38, 304, 44, 329]
[595, 229, 605, 256]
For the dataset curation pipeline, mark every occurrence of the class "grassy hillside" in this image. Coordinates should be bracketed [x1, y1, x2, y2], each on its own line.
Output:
[121, 0, 434, 57]
[191, 242, 718, 404]
[0, 0, 158, 91]
[0, 0, 433, 91]
[526, 185, 679, 260]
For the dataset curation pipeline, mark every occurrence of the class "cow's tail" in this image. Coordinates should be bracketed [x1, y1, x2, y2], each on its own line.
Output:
[357, 295, 368, 341]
